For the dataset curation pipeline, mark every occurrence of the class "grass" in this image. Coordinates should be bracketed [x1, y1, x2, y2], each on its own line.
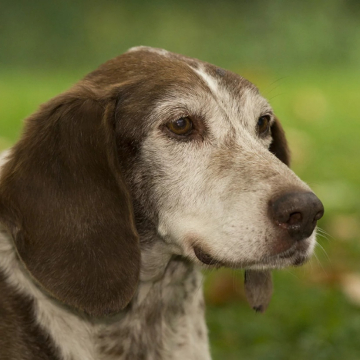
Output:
[206, 269, 360, 360]
[1, 66, 359, 359]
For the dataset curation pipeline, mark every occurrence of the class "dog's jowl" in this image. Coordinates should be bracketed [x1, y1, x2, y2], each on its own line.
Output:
[0, 47, 323, 360]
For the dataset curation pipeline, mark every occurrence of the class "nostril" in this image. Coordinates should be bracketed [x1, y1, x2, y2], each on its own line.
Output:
[314, 209, 324, 221]
[287, 212, 302, 226]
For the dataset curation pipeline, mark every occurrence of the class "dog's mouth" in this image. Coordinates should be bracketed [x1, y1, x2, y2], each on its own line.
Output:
[193, 245, 222, 266]
[193, 242, 310, 268]
[271, 241, 310, 266]
[278, 250, 308, 266]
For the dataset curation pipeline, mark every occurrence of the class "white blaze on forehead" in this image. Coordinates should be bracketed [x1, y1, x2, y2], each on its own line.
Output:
[0, 150, 10, 168]
[191, 66, 220, 94]
[190, 66, 237, 123]
[127, 46, 170, 57]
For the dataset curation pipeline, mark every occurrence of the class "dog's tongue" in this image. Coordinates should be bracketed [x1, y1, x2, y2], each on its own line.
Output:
[244, 270, 273, 313]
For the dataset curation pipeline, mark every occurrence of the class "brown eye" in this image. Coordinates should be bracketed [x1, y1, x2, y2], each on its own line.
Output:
[257, 115, 270, 136]
[166, 117, 193, 135]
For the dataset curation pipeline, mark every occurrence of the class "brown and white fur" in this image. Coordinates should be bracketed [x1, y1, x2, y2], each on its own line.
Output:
[0, 47, 323, 360]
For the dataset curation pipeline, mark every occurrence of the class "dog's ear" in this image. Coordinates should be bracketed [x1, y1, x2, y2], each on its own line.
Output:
[0, 88, 140, 317]
[269, 116, 291, 166]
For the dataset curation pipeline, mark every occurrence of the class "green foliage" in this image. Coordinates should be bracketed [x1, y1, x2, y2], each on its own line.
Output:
[207, 271, 360, 360]
[1, 0, 360, 71]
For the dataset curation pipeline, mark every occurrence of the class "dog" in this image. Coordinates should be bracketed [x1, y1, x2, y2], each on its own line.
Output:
[0, 46, 324, 360]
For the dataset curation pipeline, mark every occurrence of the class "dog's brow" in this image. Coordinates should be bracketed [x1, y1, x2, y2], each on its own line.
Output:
[187, 65, 237, 128]
[191, 66, 219, 95]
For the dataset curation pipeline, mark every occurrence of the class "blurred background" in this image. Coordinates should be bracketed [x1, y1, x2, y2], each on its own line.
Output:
[1, 0, 360, 358]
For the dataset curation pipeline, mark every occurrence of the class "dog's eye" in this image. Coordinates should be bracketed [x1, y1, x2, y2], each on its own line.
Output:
[257, 115, 270, 136]
[166, 117, 193, 136]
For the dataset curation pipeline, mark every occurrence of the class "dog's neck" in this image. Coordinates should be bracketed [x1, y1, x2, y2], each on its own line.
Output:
[97, 250, 209, 359]
[0, 227, 211, 360]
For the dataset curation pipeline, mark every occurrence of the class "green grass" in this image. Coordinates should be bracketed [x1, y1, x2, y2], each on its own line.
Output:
[0, 69, 83, 143]
[207, 270, 360, 360]
[1, 67, 360, 359]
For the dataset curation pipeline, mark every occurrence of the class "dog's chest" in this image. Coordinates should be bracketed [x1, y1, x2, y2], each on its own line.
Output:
[96, 261, 211, 360]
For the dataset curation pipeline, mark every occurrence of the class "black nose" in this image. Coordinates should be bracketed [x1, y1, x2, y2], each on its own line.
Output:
[270, 192, 324, 241]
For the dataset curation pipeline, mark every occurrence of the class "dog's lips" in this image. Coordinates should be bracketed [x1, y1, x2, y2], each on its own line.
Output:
[193, 241, 310, 269]
[264, 242, 310, 267]
[193, 245, 221, 266]
[277, 246, 297, 259]
[191, 229, 313, 268]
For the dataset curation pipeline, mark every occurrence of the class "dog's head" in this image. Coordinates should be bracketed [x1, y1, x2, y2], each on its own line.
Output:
[0, 47, 323, 316]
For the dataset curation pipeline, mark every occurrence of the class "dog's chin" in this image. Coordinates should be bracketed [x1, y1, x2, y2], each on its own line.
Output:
[193, 243, 312, 270]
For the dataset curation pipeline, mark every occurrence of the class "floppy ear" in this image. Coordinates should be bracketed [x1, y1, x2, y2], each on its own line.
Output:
[269, 116, 291, 166]
[0, 88, 140, 317]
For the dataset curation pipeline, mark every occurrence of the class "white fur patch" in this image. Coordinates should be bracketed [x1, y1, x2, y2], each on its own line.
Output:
[0, 150, 10, 168]
[127, 46, 169, 57]
[192, 66, 219, 94]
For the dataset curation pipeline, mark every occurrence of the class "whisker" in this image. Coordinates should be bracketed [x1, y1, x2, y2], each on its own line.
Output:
[267, 92, 287, 101]
[317, 227, 334, 241]
[282, 268, 301, 281]
[312, 250, 329, 277]
[316, 232, 330, 242]
[261, 77, 288, 95]
[315, 242, 330, 262]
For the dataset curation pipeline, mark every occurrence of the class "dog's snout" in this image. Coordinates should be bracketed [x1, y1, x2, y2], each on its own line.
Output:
[270, 192, 324, 241]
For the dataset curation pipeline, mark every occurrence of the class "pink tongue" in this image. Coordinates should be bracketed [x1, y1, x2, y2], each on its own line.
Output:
[244, 270, 273, 313]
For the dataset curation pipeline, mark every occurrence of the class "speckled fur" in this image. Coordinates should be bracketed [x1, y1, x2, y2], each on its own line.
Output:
[96, 258, 208, 360]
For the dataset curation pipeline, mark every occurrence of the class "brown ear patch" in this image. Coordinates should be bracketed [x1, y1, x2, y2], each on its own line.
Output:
[269, 117, 291, 166]
[0, 91, 140, 317]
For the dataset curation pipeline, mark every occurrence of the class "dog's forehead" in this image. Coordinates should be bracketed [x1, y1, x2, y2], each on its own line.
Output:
[91, 46, 260, 98]
[86, 47, 272, 137]
[126, 46, 258, 94]
[123, 47, 271, 125]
